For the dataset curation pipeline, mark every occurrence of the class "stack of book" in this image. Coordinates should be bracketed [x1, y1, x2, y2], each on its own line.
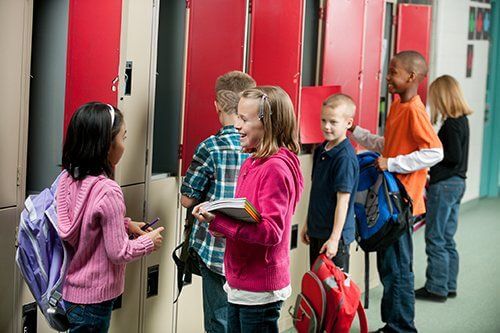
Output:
[203, 198, 261, 223]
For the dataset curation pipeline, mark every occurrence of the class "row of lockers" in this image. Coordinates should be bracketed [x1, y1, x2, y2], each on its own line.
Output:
[0, 0, 431, 332]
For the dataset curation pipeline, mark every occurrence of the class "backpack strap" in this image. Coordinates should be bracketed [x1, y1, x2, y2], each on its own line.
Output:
[364, 251, 369, 309]
[357, 302, 369, 333]
[172, 242, 186, 303]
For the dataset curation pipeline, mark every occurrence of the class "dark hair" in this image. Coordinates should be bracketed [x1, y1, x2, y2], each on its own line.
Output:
[62, 102, 123, 180]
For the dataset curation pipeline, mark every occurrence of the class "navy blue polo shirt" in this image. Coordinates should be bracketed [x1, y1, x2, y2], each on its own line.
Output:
[306, 138, 359, 244]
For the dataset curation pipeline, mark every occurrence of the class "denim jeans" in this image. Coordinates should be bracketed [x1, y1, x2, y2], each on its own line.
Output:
[309, 237, 350, 272]
[196, 253, 228, 333]
[227, 301, 283, 333]
[425, 176, 466, 296]
[64, 299, 115, 333]
[377, 227, 417, 333]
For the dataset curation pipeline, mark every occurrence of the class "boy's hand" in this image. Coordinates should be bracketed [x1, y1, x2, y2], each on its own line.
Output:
[192, 202, 215, 223]
[320, 238, 339, 259]
[300, 224, 310, 245]
[375, 157, 389, 171]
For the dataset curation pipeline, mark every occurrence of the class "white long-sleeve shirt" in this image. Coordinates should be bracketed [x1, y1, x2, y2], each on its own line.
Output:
[351, 126, 443, 174]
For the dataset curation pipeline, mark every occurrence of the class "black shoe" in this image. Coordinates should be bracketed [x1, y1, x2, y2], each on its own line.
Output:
[448, 291, 457, 298]
[414, 287, 447, 302]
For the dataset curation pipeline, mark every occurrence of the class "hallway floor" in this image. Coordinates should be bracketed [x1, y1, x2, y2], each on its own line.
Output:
[285, 197, 500, 333]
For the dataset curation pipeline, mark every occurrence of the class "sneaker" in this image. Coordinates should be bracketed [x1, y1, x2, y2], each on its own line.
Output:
[448, 291, 457, 298]
[369, 329, 387, 333]
[414, 287, 447, 302]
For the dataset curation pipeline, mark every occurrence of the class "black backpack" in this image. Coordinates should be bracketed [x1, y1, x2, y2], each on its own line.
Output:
[172, 207, 201, 303]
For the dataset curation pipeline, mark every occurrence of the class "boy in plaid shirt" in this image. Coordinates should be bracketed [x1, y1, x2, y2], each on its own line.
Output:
[181, 71, 256, 333]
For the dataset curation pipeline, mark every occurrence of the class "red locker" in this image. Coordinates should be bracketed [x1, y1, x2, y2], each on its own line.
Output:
[182, 0, 247, 175]
[299, 85, 342, 144]
[248, 0, 305, 113]
[359, 0, 385, 134]
[396, 4, 432, 104]
[64, 0, 122, 132]
[322, 0, 365, 124]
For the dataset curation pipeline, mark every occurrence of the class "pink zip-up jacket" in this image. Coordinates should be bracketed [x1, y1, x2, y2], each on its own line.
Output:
[56, 171, 154, 304]
[209, 147, 304, 292]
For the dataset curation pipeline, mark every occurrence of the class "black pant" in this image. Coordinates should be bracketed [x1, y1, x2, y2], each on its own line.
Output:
[309, 237, 350, 272]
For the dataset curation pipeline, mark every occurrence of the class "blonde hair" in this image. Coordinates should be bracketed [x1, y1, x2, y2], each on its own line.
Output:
[322, 93, 356, 118]
[215, 71, 256, 115]
[240, 86, 300, 158]
[429, 75, 472, 124]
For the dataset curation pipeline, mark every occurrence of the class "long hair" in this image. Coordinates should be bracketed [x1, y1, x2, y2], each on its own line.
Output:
[62, 102, 123, 180]
[429, 75, 472, 124]
[240, 86, 300, 158]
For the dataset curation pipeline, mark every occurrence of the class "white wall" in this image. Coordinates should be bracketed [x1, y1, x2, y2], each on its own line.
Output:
[430, 0, 491, 202]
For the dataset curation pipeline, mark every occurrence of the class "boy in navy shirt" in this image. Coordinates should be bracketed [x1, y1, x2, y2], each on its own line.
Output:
[301, 93, 359, 272]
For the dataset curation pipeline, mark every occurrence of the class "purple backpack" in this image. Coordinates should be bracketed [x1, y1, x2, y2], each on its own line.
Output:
[16, 173, 70, 331]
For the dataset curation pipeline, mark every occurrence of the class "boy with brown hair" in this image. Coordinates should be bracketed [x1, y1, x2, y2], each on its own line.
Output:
[180, 70, 256, 333]
[349, 51, 443, 333]
[301, 93, 359, 272]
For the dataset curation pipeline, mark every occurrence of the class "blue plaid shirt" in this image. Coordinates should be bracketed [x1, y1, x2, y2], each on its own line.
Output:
[181, 126, 248, 275]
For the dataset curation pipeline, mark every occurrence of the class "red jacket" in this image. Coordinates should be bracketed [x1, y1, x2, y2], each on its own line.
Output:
[210, 147, 304, 292]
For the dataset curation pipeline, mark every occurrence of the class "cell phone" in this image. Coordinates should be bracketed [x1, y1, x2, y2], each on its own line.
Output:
[141, 217, 160, 231]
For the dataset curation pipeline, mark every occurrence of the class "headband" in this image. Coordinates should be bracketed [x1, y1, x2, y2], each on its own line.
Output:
[107, 104, 115, 126]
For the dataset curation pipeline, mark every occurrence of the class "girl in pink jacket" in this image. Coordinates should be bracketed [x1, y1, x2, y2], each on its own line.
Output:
[57, 102, 164, 332]
[194, 86, 304, 333]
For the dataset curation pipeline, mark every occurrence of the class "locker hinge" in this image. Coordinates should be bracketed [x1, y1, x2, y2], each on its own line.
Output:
[16, 167, 21, 187]
[186, 0, 191, 9]
[143, 200, 147, 219]
[178, 144, 183, 160]
[248, 0, 252, 14]
[145, 148, 149, 166]
[318, 7, 325, 21]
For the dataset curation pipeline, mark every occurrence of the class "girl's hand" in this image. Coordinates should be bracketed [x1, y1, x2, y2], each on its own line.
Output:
[145, 227, 165, 251]
[192, 202, 215, 223]
[300, 224, 310, 245]
[129, 221, 150, 237]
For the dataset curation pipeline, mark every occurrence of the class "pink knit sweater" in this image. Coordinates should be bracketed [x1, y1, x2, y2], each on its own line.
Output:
[209, 148, 304, 292]
[56, 172, 154, 304]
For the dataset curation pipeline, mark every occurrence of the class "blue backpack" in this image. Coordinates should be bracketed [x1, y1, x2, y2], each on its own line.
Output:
[354, 151, 413, 252]
[16, 173, 70, 331]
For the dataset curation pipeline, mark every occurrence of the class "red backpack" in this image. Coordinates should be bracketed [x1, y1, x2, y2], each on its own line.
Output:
[289, 254, 368, 333]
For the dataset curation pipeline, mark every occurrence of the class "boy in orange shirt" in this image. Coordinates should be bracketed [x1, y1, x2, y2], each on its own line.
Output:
[349, 51, 443, 333]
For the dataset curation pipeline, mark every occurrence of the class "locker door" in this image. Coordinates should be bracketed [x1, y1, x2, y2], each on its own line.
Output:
[115, 0, 154, 186]
[181, 0, 247, 175]
[248, 0, 305, 112]
[322, 0, 365, 121]
[359, 0, 385, 134]
[64, 0, 122, 132]
[0, 207, 18, 332]
[396, 4, 432, 104]
[0, 0, 29, 208]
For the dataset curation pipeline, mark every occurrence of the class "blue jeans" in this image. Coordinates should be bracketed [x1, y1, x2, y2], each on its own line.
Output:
[424, 176, 465, 296]
[64, 299, 115, 333]
[227, 301, 283, 333]
[377, 227, 417, 333]
[197, 253, 228, 333]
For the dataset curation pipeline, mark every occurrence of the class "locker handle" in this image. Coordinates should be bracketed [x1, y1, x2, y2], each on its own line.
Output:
[125, 61, 133, 96]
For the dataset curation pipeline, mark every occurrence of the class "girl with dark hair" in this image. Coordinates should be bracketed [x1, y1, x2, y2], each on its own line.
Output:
[56, 102, 164, 332]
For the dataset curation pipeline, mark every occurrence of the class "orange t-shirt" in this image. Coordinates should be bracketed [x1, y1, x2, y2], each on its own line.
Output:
[383, 95, 442, 216]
